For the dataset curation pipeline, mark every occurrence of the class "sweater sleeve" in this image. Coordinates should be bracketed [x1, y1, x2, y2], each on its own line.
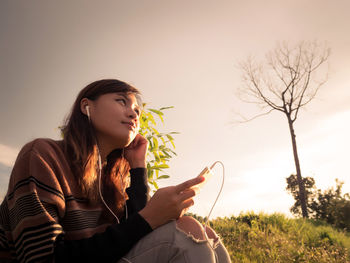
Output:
[1, 141, 66, 263]
[125, 168, 150, 215]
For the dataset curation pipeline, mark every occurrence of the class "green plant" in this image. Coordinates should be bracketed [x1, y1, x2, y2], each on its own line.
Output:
[139, 105, 178, 189]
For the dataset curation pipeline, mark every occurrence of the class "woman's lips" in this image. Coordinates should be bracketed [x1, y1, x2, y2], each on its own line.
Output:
[122, 121, 136, 130]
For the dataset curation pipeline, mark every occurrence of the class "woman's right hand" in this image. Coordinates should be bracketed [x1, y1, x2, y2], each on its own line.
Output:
[138, 176, 204, 229]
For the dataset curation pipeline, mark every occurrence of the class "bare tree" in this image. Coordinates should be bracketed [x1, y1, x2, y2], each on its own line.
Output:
[238, 41, 330, 218]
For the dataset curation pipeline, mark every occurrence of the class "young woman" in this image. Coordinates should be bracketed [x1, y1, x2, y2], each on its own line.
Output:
[0, 79, 231, 263]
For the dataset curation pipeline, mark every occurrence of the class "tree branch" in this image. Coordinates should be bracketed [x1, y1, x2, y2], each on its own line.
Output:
[234, 108, 277, 123]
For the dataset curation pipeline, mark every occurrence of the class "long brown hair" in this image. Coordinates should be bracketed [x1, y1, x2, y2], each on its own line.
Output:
[60, 79, 141, 219]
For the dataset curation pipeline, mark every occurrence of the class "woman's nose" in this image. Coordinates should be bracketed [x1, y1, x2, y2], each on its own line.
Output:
[127, 107, 138, 119]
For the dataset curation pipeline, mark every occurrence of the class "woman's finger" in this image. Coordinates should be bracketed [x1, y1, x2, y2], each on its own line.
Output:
[180, 198, 195, 211]
[175, 177, 204, 194]
[177, 188, 199, 202]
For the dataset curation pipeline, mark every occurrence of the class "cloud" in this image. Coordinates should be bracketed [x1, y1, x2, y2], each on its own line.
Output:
[0, 144, 19, 167]
[0, 163, 12, 201]
[0, 144, 18, 201]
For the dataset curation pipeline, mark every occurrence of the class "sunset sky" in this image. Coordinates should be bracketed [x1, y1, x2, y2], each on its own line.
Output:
[1, 0, 349, 218]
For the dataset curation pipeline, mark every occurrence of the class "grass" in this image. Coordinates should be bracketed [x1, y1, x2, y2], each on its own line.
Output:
[196, 212, 350, 262]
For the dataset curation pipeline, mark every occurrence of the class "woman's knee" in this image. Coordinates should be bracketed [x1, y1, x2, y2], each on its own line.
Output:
[175, 216, 206, 240]
[204, 225, 219, 242]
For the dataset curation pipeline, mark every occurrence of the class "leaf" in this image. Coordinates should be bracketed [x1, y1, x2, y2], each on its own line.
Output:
[168, 139, 175, 149]
[162, 150, 171, 158]
[158, 114, 164, 123]
[153, 181, 159, 189]
[154, 152, 160, 162]
[141, 120, 149, 129]
[168, 149, 177, 156]
[158, 145, 165, 150]
[147, 112, 156, 125]
[158, 175, 170, 179]
[166, 134, 174, 141]
[159, 106, 174, 110]
[151, 164, 170, 170]
[152, 137, 159, 150]
[147, 168, 154, 179]
[151, 127, 160, 135]
[149, 109, 164, 116]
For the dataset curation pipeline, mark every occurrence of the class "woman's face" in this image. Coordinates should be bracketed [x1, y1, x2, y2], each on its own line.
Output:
[89, 92, 141, 149]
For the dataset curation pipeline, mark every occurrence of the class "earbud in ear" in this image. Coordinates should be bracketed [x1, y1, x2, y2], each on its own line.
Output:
[85, 105, 90, 119]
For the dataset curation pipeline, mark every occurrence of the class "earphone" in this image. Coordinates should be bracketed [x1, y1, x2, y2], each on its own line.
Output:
[85, 105, 90, 119]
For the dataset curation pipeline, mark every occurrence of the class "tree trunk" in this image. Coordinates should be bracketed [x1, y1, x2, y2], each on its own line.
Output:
[286, 115, 309, 218]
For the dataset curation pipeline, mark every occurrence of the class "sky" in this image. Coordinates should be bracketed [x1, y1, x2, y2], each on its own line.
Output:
[0, 0, 349, 219]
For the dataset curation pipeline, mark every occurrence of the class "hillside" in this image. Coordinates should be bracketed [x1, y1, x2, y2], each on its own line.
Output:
[198, 213, 350, 262]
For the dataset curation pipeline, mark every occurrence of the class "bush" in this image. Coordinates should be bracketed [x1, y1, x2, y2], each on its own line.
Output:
[286, 175, 350, 231]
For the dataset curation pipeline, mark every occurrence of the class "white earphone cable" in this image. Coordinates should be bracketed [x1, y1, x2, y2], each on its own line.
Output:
[97, 146, 121, 224]
[204, 161, 225, 228]
[87, 105, 127, 224]
[203, 161, 225, 263]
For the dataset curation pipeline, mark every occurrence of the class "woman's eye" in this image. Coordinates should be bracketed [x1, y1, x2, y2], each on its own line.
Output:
[116, 99, 126, 105]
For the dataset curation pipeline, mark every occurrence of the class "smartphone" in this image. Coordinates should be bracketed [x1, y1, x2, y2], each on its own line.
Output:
[196, 166, 213, 188]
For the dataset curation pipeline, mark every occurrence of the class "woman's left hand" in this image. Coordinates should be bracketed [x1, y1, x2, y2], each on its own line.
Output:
[124, 134, 148, 168]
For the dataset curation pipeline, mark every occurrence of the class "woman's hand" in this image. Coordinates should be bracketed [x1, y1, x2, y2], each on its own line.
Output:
[138, 176, 205, 229]
[124, 134, 148, 168]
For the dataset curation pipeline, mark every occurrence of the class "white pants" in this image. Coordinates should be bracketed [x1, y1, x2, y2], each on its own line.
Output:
[117, 220, 231, 263]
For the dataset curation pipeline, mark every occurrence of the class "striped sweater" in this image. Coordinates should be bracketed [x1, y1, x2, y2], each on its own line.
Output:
[0, 138, 152, 263]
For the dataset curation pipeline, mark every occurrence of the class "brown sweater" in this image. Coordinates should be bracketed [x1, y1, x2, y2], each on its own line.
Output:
[0, 138, 152, 263]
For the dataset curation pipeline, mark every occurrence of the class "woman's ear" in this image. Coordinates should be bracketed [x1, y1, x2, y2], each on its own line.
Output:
[80, 98, 90, 116]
